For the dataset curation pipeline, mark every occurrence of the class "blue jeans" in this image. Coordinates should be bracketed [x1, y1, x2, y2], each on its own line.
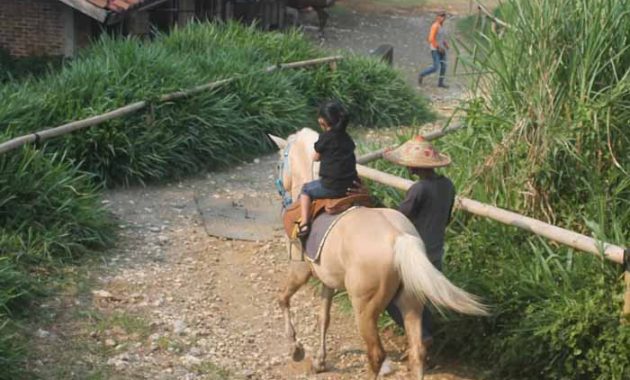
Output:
[419, 50, 447, 86]
[386, 256, 443, 341]
[301, 179, 346, 200]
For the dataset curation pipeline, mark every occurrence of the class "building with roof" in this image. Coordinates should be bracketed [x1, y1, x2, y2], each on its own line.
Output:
[0, 0, 287, 58]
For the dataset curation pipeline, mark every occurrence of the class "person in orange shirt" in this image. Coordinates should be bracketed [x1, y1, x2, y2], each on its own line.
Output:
[418, 11, 449, 88]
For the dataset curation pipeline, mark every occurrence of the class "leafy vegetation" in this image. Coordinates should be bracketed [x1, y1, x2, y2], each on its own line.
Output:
[0, 22, 431, 377]
[369, 1, 629, 378]
[0, 22, 431, 186]
[0, 48, 63, 83]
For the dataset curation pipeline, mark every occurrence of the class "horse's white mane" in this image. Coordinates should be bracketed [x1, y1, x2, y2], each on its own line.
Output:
[282, 128, 319, 201]
[294, 127, 319, 144]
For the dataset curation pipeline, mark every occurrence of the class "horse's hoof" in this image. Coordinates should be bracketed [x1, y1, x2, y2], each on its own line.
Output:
[379, 358, 395, 376]
[311, 360, 326, 373]
[291, 342, 305, 362]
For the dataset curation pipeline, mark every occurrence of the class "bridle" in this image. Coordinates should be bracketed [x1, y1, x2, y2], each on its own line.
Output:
[275, 140, 294, 209]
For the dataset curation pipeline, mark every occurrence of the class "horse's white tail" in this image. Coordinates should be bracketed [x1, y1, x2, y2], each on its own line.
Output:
[394, 234, 488, 316]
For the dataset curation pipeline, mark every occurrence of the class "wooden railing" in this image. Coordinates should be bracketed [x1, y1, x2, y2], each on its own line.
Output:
[0, 55, 343, 155]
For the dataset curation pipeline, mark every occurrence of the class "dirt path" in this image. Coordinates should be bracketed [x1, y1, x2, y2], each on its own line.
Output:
[302, 2, 468, 99]
[27, 152, 475, 380]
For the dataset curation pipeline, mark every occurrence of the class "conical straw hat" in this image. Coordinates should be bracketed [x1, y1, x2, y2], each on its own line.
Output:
[383, 135, 452, 168]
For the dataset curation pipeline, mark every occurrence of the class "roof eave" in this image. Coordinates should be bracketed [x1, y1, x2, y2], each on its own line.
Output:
[58, 0, 109, 22]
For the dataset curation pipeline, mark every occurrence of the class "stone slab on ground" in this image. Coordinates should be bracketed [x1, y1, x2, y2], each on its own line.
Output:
[196, 194, 281, 241]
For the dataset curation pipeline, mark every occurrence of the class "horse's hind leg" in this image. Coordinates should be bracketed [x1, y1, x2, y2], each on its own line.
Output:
[313, 285, 334, 373]
[351, 297, 386, 379]
[397, 292, 427, 379]
[278, 261, 312, 361]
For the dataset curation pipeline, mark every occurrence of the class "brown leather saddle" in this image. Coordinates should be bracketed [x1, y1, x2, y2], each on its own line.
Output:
[282, 193, 372, 238]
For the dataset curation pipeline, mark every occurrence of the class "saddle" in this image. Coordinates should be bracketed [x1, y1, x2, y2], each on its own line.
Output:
[282, 193, 373, 238]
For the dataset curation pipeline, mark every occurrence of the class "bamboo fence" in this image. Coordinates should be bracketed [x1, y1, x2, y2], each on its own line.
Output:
[0, 55, 343, 155]
[473, 0, 511, 33]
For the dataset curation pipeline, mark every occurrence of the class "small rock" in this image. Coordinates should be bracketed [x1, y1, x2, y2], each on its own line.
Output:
[157, 235, 169, 245]
[181, 354, 201, 367]
[149, 226, 161, 233]
[189, 347, 202, 357]
[92, 290, 113, 299]
[104, 338, 117, 347]
[36, 329, 51, 339]
[253, 158, 260, 164]
[173, 320, 187, 335]
[242, 369, 255, 378]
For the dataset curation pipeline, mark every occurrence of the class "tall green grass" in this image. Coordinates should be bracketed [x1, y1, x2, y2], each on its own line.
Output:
[0, 22, 432, 377]
[0, 22, 431, 186]
[416, 1, 628, 378]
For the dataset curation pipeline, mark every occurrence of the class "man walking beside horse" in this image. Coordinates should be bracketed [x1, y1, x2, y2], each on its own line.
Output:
[383, 136, 456, 350]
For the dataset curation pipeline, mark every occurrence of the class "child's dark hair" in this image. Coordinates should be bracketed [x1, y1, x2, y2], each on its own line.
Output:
[318, 100, 349, 132]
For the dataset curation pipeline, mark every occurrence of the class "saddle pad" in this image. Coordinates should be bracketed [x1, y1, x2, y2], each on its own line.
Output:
[282, 193, 372, 236]
[304, 206, 361, 262]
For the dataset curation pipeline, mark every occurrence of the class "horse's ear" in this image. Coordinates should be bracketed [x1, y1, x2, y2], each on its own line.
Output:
[268, 134, 287, 149]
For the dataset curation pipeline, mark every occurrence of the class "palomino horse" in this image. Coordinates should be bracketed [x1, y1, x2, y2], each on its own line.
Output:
[287, 0, 336, 38]
[270, 128, 488, 379]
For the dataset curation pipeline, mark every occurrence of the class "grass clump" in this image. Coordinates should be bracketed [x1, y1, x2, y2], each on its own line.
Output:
[0, 48, 63, 83]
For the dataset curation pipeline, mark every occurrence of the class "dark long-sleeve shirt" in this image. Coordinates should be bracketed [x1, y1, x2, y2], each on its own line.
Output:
[314, 130, 358, 191]
[398, 175, 455, 262]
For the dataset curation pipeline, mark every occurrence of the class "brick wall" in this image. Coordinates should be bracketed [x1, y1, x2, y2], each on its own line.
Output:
[0, 0, 67, 57]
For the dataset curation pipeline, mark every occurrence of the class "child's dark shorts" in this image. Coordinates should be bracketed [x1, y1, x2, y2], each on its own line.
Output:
[301, 179, 347, 200]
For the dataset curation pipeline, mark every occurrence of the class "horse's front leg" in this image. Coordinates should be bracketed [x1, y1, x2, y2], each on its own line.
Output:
[278, 259, 312, 361]
[313, 285, 334, 373]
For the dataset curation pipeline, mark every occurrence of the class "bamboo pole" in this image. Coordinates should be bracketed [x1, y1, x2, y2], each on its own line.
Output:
[473, 0, 511, 29]
[159, 78, 237, 102]
[264, 56, 343, 72]
[268, 134, 626, 265]
[356, 124, 465, 165]
[355, 164, 625, 264]
[0, 101, 148, 155]
[0, 55, 344, 155]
